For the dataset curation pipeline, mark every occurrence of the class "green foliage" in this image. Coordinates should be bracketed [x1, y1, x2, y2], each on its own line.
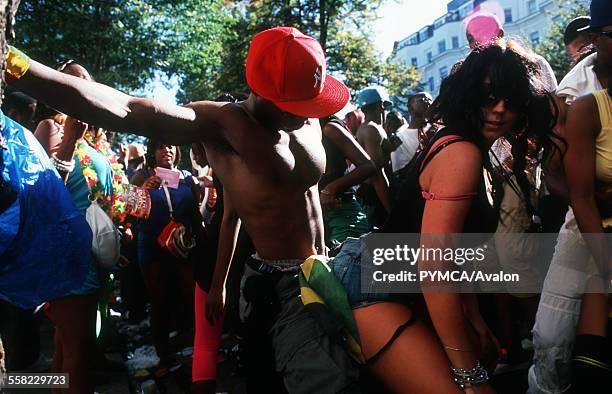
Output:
[200, 0, 421, 106]
[535, 0, 589, 81]
[153, 0, 237, 103]
[15, 0, 163, 91]
[14, 0, 420, 107]
[326, 30, 421, 99]
[14, 0, 232, 99]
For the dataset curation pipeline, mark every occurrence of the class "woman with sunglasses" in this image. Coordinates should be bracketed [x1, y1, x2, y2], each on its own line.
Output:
[332, 39, 560, 393]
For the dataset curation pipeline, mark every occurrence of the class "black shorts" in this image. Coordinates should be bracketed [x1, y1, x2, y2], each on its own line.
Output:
[240, 261, 361, 394]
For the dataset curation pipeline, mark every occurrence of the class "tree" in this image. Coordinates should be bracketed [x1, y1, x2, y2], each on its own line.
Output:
[176, 0, 421, 106]
[152, 0, 237, 103]
[13, 0, 420, 110]
[15, 0, 164, 91]
[14, 0, 232, 100]
[535, 0, 589, 81]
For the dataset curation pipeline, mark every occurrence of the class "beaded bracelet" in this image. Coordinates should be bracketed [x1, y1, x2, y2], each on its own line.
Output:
[51, 152, 75, 173]
[450, 360, 489, 389]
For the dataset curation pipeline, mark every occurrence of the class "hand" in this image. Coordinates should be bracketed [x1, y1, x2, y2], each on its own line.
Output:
[320, 190, 340, 211]
[205, 284, 226, 324]
[118, 143, 128, 161]
[142, 175, 162, 190]
[197, 175, 214, 189]
[63, 116, 88, 142]
[468, 316, 500, 373]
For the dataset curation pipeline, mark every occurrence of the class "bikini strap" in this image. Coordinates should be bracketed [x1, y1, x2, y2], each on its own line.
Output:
[421, 191, 478, 201]
[366, 313, 417, 366]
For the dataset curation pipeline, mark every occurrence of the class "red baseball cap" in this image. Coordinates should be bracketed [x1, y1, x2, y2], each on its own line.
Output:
[246, 27, 350, 118]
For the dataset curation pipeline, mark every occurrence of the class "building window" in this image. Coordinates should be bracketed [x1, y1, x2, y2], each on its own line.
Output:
[530, 31, 540, 44]
[527, 0, 537, 15]
[428, 77, 435, 92]
[411, 57, 418, 67]
[504, 8, 513, 23]
[439, 66, 448, 79]
[438, 40, 446, 54]
[427, 51, 433, 63]
[452, 36, 459, 49]
[459, 3, 473, 19]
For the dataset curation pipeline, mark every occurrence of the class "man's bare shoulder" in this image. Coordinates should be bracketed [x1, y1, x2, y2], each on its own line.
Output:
[186, 101, 252, 124]
[184, 100, 229, 119]
[357, 121, 385, 142]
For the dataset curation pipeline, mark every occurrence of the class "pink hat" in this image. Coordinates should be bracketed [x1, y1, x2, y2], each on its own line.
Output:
[465, 13, 503, 46]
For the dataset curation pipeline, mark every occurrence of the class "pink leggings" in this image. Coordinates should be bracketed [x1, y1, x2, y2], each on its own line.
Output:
[192, 283, 225, 382]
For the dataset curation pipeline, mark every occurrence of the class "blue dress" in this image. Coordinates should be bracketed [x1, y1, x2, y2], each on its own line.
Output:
[137, 169, 196, 265]
[0, 111, 92, 308]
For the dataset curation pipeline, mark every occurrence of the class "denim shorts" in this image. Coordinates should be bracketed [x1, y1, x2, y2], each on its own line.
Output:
[332, 235, 395, 309]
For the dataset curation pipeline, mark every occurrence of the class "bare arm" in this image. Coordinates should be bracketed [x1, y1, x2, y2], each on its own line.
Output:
[14, 58, 217, 144]
[206, 188, 241, 323]
[321, 122, 376, 195]
[33, 117, 86, 183]
[419, 142, 495, 373]
[362, 125, 392, 212]
[33, 119, 62, 155]
[543, 94, 569, 200]
[564, 96, 609, 273]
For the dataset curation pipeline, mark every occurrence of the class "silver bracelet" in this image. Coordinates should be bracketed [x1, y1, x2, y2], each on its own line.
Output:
[450, 360, 489, 389]
[51, 152, 75, 173]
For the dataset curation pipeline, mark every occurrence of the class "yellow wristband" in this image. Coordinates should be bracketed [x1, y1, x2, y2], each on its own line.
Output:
[5, 45, 31, 80]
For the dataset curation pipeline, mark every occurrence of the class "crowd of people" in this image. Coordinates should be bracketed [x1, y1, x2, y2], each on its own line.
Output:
[1, 0, 611, 393]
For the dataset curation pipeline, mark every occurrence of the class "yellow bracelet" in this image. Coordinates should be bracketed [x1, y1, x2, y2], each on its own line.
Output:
[5, 45, 31, 80]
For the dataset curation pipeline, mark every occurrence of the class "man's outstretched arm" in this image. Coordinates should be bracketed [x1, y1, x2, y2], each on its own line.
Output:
[10, 51, 212, 144]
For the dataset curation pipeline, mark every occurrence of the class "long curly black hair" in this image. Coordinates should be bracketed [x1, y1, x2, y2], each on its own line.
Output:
[425, 39, 563, 218]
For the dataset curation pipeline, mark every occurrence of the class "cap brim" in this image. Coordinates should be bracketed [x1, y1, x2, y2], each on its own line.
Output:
[273, 75, 350, 118]
[576, 24, 591, 32]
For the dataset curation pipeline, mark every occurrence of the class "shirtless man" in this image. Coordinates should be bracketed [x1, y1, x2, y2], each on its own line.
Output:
[7, 27, 360, 393]
[354, 86, 392, 228]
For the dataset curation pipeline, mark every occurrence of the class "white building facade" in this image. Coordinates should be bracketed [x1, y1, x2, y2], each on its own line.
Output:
[392, 0, 560, 97]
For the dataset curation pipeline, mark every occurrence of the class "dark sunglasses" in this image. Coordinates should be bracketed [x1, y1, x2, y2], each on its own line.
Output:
[481, 91, 527, 111]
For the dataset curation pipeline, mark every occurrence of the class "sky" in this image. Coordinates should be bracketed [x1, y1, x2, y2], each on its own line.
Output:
[374, 0, 449, 58]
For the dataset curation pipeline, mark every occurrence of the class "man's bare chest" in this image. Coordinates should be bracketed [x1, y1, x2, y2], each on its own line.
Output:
[205, 131, 325, 189]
